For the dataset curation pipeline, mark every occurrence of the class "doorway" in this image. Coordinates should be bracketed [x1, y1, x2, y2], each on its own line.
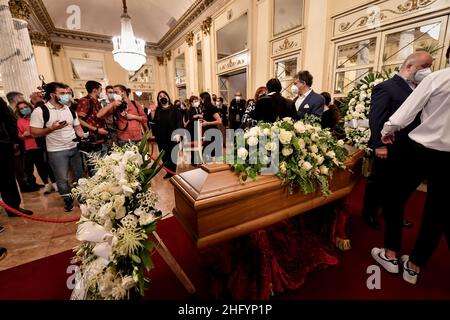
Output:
[218, 69, 247, 104]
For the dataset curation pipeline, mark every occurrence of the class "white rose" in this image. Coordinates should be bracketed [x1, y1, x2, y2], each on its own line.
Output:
[359, 93, 367, 101]
[294, 122, 306, 134]
[279, 129, 293, 145]
[282, 147, 293, 157]
[315, 155, 325, 165]
[355, 104, 365, 112]
[282, 117, 294, 124]
[237, 147, 249, 160]
[279, 161, 287, 174]
[360, 84, 368, 90]
[311, 133, 319, 142]
[297, 138, 306, 150]
[263, 128, 271, 136]
[249, 127, 260, 137]
[326, 151, 336, 159]
[309, 145, 319, 154]
[247, 136, 259, 147]
[271, 126, 280, 134]
[265, 142, 277, 152]
[305, 124, 314, 131]
[337, 140, 345, 147]
[349, 98, 356, 105]
[302, 161, 313, 171]
[319, 165, 329, 175]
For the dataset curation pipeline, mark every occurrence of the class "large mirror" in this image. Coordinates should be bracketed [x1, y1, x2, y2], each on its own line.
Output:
[216, 13, 248, 60]
[71, 59, 105, 80]
[273, 0, 304, 36]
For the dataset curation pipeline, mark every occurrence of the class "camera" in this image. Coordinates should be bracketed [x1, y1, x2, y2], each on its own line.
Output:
[116, 101, 128, 114]
[73, 136, 102, 153]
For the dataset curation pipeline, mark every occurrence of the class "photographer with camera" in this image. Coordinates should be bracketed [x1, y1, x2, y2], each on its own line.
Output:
[97, 84, 147, 147]
[30, 82, 85, 212]
[76, 81, 119, 176]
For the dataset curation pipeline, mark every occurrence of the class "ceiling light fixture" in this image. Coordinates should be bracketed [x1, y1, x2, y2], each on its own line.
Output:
[112, 0, 146, 73]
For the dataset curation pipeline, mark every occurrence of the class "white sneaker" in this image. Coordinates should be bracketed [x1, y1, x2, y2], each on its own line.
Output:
[44, 184, 53, 195]
[371, 247, 399, 274]
[401, 255, 419, 285]
[52, 183, 58, 193]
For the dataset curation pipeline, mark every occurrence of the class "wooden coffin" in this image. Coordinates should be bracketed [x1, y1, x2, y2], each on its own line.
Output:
[171, 147, 365, 250]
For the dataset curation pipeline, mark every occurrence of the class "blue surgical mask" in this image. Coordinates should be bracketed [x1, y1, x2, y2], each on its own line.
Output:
[58, 94, 72, 106]
[20, 107, 32, 116]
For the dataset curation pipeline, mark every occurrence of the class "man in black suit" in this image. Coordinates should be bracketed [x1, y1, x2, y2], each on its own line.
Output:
[291, 71, 325, 120]
[363, 51, 433, 230]
[255, 78, 293, 123]
[229, 91, 246, 130]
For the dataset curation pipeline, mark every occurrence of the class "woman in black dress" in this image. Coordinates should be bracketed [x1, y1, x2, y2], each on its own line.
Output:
[149, 91, 183, 179]
[320, 92, 340, 135]
[200, 92, 222, 162]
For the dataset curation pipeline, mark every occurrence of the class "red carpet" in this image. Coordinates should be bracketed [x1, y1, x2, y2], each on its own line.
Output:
[0, 180, 449, 300]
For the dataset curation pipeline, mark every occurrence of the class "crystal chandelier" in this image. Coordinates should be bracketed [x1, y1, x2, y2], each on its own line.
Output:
[112, 0, 146, 72]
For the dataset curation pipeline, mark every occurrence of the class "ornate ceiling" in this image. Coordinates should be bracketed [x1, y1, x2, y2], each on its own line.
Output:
[26, 0, 216, 51]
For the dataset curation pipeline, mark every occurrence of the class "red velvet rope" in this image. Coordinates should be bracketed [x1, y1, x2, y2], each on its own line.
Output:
[0, 146, 175, 223]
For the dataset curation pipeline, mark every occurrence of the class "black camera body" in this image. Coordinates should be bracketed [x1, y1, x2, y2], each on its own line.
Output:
[73, 136, 103, 153]
[116, 101, 128, 114]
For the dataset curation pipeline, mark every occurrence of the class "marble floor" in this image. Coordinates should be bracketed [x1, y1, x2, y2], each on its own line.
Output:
[0, 160, 195, 272]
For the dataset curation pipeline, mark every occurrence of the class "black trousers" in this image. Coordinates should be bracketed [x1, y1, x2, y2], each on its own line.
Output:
[24, 148, 51, 185]
[409, 145, 450, 267]
[362, 156, 389, 219]
[383, 139, 424, 252]
[0, 144, 21, 209]
[157, 141, 178, 174]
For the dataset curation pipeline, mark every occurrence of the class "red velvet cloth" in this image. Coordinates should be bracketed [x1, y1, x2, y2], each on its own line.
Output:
[201, 210, 341, 300]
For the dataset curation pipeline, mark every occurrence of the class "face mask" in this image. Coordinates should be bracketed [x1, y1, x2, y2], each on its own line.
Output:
[414, 67, 432, 83]
[193, 102, 200, 108]
[235, 97, 241, 102]
[216, 102, 222, 107]
[291, 84, 299, 95]
[159, 97, 168, 105]
[58, 94, 72, 106]
[107, 93, 115, 101]
[20, 107, 32, 116]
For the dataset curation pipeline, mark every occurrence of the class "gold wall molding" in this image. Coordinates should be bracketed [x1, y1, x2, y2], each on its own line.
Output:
[201, 16, 213, 35]
[8, 0, 31, 21]
[29, 31, 51, 46]
[186, 32, 194, 47]
[333, 0, 444, 38]
[271, 32, 302, 58]
[156, 56, 165, 66]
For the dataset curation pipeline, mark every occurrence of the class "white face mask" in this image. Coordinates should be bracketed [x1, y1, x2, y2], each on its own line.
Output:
[193, 101, 200, 108]
[235, 96, 241, 102]
[291, 84, 299, 96]
[414, 67, 432, 83]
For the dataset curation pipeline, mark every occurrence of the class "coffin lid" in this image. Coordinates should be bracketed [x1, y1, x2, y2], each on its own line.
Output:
[171, 146, 364, 210]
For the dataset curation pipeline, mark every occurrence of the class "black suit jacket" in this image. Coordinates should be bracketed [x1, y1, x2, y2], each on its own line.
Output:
[368, 75, 420, 150]
[255, 93, 293, 123]
[292, 90, 325, 120]
[229, 99, 246, 128]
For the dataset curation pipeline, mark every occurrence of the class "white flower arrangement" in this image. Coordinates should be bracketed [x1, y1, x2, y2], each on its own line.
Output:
[341, 71, 394, 153]
[231, 116, 347, 196]
[71, 136, 165, 300]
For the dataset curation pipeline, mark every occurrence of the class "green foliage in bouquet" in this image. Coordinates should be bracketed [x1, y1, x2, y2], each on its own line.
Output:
[71, 133, 167, 300]
[231, 116, 348, 197]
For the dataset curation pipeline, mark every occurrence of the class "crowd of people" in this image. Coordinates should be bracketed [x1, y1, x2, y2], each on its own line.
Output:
[0, 56, 448, 287]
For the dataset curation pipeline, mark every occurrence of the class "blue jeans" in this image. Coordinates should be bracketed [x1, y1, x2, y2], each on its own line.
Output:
[47, 148, 84, 197]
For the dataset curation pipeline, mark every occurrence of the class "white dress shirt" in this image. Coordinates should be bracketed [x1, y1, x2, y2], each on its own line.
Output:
[382, 68, 450, 152]
[295, 89, 312, 112]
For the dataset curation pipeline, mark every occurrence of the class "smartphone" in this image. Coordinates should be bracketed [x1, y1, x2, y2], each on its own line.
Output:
[59, 121, 67, 126]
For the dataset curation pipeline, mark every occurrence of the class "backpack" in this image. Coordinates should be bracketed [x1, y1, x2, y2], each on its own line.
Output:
[35, 103, 77, 149]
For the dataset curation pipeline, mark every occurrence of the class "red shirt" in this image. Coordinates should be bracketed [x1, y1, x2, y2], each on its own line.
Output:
[115, 100, 147, 142]
[17, 117, 39, 151]
[76, 96, 107, 137]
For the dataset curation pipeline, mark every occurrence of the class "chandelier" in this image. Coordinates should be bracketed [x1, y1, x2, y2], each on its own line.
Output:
[112, 0, 146, 72]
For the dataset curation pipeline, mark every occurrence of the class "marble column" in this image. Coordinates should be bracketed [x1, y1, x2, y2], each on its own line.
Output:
[0, 0, 40, 98]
